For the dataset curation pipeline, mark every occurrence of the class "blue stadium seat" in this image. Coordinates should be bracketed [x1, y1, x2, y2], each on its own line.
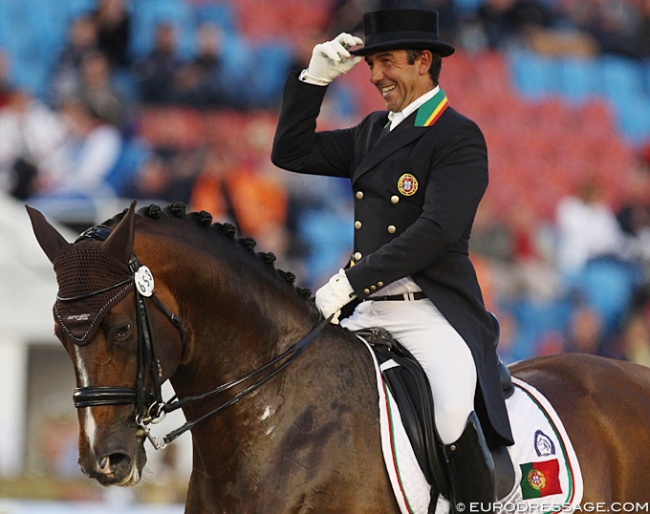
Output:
[506, 296, 573, 357]
[193, 3, 236, 35]
[246, 42, 293, 106]
[573, 257, 640, 336]
[104, 138, 150, 196]
[601, 55, 644, 98]
[453, 0, 482, 14]
[612, 94, 650, 144]
[557, 57, 599, 103]
[643, 59, 650, 96]
[508, 49, 557, 100]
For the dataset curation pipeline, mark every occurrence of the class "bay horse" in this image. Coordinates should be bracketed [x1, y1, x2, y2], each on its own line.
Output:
[27, 201, 650, 513]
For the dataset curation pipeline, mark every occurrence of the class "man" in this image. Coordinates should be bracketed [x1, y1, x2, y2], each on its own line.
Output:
[272, 9, 513, 509]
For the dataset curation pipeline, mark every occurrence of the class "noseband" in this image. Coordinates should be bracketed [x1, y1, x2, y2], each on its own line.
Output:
[63, 228, 328, 450]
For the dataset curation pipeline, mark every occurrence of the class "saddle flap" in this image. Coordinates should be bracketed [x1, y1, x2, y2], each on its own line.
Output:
[356, 328, 450, 499]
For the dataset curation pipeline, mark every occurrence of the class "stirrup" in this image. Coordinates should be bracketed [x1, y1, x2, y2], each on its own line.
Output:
[444, 412, 497, 513]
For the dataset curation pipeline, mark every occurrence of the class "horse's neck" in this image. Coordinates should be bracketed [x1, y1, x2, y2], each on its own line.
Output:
[145, 230, 316, 405]
[178, 325, 387, 512]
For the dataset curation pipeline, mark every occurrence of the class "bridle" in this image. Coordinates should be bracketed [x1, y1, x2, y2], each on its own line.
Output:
[63, 250, 328, 450]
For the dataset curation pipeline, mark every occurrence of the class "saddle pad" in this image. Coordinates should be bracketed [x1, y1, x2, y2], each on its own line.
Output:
[498, 377, 584, 513]
[360, 338, 583, 514]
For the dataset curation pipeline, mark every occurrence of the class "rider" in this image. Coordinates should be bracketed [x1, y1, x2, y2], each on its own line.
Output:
[272, 8, 513, 509]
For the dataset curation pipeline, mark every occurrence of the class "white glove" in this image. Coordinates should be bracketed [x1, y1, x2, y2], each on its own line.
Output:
[315, 269, 356, 324]
[300, 33, 363, 86]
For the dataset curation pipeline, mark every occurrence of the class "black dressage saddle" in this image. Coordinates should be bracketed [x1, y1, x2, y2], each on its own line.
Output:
[356, 321, 515, 511]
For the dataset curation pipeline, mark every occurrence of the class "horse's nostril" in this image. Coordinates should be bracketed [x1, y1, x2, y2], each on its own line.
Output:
[108, 452, 131, 471]
[97, 452, 131, 475]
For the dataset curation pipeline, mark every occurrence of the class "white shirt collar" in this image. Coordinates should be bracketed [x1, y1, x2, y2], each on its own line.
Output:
[387, 86, 440, 131]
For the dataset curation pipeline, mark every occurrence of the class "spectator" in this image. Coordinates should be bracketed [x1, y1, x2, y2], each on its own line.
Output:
[0, 87, 67, 200]
[563, 303, 606, 355]
[78, 50, 129, 129]
[509, 203, 562, 303]
[640, 0, 650, 58]
[555, 179, 627, 276]
[132, 22, 182, 104]
[130, 147, 197, 205]
[50, 14, 100, 106]
[616, 311, 650, 366]
[475, 0, 553, 50]
[172, 22, 234, 107]
[0, 51, 11, 109]
[190, 143, 288, 250]
[33, 94, 123, 199]
[92, 0, 132, 68]
[587, 0, 647, 59]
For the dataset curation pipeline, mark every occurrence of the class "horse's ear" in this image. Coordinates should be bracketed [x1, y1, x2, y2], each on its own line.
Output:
[26, 205, 71, 264]
[101, 200, 137, 264]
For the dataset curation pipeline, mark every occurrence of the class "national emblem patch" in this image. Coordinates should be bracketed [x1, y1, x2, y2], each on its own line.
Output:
[520, 458, 563, 499]
[397, 174, 418, 196]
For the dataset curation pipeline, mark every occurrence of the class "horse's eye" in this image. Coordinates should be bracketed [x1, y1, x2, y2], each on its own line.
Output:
[115, 323, 132, 340]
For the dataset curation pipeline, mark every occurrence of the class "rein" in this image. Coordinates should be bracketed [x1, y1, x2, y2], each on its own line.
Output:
[149, 313, 328, 448]
[68, 251, 328, 450]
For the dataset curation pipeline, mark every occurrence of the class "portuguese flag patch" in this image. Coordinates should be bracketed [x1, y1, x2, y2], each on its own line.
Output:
[520, 459, 563, 499]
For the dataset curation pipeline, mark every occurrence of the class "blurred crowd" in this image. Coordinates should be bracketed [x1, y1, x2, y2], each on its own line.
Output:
[1, 0, 650, 368]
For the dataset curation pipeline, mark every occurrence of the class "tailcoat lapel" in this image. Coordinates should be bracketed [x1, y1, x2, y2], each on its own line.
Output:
[353, 117, 426, 184]
[353, 89, 449, 184]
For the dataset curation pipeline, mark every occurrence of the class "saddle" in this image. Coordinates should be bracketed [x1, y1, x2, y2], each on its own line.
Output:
[356, 323, 515, 509]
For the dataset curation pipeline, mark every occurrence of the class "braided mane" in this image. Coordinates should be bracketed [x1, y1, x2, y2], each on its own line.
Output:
[101, 202, 312, 300]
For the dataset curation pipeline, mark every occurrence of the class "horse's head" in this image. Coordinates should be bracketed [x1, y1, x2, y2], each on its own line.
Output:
[27, 202, 184, 486]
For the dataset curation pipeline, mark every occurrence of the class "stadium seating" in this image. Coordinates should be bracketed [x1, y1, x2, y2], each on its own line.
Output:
[1, 0, 648, 360]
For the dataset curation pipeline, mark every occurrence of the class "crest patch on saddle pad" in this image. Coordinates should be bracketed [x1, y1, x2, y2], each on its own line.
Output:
[397, 174, 418, 196]
[534, 429, 556, 457]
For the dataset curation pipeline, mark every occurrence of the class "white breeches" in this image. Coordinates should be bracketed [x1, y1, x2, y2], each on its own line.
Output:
[342, 298, 477, 444]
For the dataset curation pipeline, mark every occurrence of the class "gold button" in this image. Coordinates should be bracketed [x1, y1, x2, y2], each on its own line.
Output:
[377, 282, 384, 287]
[354, 252, 362, 261]
[363, 288, 370, 295]
[391, 195, 400, 204]
[354, 220, 362, 229]
[388, 225, 396, 234]
[355, 191, 364, 200]
[370, 285, 376, 291]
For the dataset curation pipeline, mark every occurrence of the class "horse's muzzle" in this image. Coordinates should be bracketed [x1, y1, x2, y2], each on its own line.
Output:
[82, 446, 144, 487]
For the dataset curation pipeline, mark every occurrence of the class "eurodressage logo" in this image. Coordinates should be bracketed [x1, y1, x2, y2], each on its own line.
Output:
[534, 429, 555, 457]
[397, 173, 418, 196]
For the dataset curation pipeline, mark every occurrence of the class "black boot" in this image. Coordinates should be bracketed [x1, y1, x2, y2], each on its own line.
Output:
[444, 412, 497, 513]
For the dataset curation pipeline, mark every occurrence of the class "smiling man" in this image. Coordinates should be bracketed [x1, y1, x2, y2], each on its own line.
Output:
[272, 9, 513, 511]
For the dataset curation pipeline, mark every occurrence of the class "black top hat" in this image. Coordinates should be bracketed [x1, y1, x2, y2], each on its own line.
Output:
[350, 9, 455, 57]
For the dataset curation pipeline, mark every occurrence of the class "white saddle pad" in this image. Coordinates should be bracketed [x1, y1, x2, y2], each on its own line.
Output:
[361, 340, 584, 514]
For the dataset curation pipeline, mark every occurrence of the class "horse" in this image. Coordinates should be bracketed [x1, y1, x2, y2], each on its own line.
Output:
[27, 201, 650, 513]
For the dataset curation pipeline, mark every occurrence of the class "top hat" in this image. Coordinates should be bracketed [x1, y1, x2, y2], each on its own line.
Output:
[350, 9, 455, 57]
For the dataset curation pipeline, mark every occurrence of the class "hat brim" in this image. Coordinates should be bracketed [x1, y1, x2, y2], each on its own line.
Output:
[350, 40, 455, 57]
